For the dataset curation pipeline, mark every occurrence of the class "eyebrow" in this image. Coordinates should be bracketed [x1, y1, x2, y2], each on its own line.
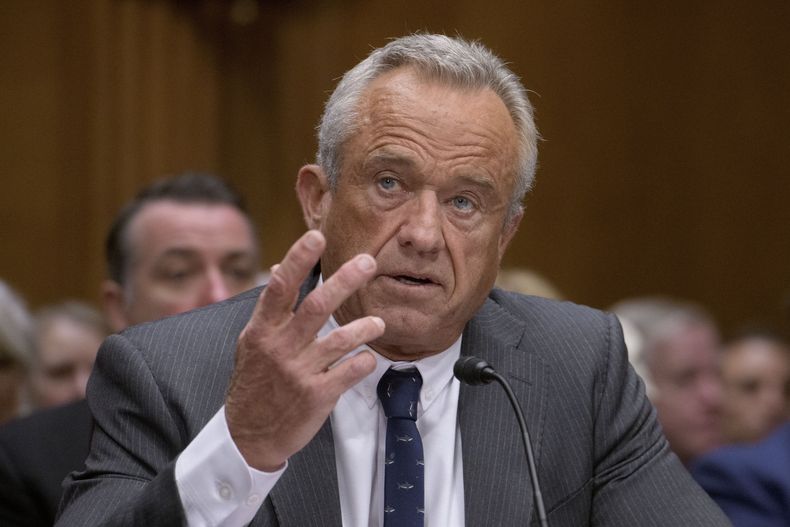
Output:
[363, 150, 419, 171]
[154, 248, 201, 262]
[453, 173, 498, 194]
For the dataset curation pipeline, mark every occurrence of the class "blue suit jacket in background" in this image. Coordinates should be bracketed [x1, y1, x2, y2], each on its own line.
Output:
[692, 422, 790, 526]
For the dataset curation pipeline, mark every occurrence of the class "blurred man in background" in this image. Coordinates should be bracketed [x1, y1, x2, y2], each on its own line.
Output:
[101, 172, 260, 331]
[612, 296, 724, 465]
[719, 329, 789, 444]
[0, 172, 262, 526]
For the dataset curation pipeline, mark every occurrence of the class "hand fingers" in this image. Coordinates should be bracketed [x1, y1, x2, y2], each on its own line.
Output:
[293, 253, 377, 336]
[323, 348, 378, 400]
[252, 230, 325, 328]
[309, 315, 385, 371]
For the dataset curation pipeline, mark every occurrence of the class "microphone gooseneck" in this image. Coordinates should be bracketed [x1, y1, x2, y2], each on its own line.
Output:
[454, 356, 548, 527]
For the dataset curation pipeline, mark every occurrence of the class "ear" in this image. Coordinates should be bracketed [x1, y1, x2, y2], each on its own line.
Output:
[100, 279, 129, 333]
[498, 209, 524, 260]
[296, 164, 332, 230]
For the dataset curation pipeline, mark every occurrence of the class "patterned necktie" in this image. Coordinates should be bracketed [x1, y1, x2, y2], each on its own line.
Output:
[377, 367, 425, 527]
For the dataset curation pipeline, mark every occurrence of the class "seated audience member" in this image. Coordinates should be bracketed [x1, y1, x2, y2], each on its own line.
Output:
[0, 281, 34, 423]
[57, 35, 728, 526]
[495, 267, 564, 299]
[612, 297, 724, 465]
[100, 173, 261, 331]
[692, 421, 790, 527]
[719, 329, 790, 444]
[0, 172, 261, 527]
[29, 301, 109, 409]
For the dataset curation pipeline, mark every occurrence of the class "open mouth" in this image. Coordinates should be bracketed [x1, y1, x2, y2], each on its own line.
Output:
[392, 274, 436, 286]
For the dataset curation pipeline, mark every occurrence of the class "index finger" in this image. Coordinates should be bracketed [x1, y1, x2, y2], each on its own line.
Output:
[293, 253, 377, 333]
[252, 230, 326, 326]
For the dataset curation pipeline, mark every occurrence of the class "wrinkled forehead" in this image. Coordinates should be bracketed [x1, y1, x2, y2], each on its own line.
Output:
[351, 68, 521, 171]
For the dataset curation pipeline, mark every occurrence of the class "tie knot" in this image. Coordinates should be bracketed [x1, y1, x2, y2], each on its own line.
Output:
[377, 368, 422, 420]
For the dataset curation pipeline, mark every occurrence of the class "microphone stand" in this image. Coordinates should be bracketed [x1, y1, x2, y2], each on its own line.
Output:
[488, 370, 548, 527]
[454, 356, 548, 527]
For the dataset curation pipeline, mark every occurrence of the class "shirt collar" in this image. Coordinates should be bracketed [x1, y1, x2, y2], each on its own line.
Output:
[318, 301, 462, 414]
[322, 313, 461, 413]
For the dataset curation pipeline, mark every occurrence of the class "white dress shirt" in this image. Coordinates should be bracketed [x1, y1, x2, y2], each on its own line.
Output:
[175, 315, 466, 527]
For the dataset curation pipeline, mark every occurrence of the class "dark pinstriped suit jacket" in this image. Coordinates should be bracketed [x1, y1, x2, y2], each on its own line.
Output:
[57, 275, 730, 526]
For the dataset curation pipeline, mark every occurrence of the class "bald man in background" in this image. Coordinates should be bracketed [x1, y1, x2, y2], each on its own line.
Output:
[0, 173, 261, 526]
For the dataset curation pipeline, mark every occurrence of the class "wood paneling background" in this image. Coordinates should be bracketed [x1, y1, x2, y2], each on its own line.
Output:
[1, 0, 788, 335]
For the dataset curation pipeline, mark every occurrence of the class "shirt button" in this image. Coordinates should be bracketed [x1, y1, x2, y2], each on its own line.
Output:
[218, 483, 233, 500]
[246, 493, 261, 506]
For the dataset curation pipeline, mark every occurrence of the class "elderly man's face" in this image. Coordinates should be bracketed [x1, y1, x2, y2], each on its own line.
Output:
[103, 201, 259, 331]
[649, 322, 723, 464]
[301, 68, 522, 360]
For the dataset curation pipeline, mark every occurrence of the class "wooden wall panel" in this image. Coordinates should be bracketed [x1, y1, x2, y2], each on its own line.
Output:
[1, 0, 788, 336]
[1, 0, 224, 307]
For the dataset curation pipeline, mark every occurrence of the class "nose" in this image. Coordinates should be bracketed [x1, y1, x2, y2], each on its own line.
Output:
[396, 191, 445, 255]
[204, 267, 232, 304]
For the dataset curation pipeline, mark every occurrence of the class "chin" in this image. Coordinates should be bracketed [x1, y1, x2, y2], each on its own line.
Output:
[371, 316, 459, 358]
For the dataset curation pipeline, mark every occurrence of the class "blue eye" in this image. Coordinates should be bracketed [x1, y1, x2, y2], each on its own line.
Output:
[452, 196, 474, 210]
[378, 176, 398, 191]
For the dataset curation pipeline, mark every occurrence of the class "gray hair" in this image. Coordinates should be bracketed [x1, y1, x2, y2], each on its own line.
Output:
[611, 296, 717, 398]
[0, 280, 33, 369]
[317, 34, 539, 221]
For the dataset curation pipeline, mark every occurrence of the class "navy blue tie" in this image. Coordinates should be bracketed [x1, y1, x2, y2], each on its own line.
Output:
[377, 368, 424, 527]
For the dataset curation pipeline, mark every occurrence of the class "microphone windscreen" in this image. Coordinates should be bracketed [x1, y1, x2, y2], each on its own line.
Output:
[453, 356, 495, 385]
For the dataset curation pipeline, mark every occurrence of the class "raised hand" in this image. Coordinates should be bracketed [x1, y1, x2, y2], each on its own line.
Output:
[225, 230, 384, 471]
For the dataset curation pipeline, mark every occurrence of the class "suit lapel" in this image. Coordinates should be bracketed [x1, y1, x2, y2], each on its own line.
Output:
[459, 298, 549, 525]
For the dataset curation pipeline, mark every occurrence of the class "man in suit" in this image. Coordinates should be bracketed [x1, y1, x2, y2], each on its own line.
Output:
[0, 173, 260, 526]
[692, 422, 790, 526]
[57, 34, 729, 526]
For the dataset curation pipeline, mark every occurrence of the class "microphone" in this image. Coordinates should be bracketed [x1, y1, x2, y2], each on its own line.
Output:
[454, 356, 548, 527]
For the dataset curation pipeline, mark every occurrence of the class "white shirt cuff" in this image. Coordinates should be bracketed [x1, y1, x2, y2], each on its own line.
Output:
[175, 405, 286, 527]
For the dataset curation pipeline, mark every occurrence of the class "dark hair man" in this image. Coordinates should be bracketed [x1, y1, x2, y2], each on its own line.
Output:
[101, 172, 259, 331]
[58, 36, 728, 526]
[0, 172, 260, 526]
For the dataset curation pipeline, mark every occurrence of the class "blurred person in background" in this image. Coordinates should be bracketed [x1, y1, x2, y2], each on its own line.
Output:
[611, 296, 724, 465]
[101, 172, 261, 331]
[719, 328, 790, 444]
[495, 267, 564, 300]
[0, 172, 262, 527]
[29, 301, 109, 409]
[0, 280, 34, 423]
